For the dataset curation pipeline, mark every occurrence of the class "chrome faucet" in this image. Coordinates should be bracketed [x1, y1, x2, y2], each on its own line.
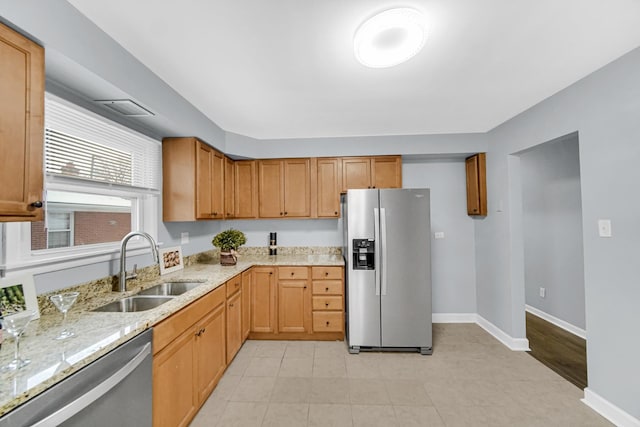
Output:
[116, 231, 160, 292]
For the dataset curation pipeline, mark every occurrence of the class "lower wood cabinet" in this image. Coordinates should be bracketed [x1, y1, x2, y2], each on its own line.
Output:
[226, 284, 243, 363]
[311, 266, 344, 334]
[152, 285, 226, 427]
[277, 267, 311, 333]
[241, 270, 251, 340]
[250, 267, 277, 333]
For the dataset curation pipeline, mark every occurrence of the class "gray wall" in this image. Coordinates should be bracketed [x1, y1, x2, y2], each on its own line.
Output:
[478, 47, 640, 418]
[521, 135, 585, 329]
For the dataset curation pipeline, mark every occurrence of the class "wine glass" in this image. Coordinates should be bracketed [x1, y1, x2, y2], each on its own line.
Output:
[1, 310, 36, 371]
[50, 292, 79, 340]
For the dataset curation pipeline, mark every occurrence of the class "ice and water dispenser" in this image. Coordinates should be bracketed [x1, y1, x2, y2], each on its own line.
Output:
[352, 239, 375, 270]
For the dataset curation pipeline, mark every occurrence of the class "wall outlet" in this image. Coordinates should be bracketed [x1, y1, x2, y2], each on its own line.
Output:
[598, 219, 612, 237]
[539, 287, 546, 298]
[181, 232, 189, 244]
[434, 232, 445, 239]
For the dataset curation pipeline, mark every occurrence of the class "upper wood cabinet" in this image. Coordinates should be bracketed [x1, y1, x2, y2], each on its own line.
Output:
[342, 156, 402, 192]
[258, 158, 311, 218]
[316, 158, 341, 218]
[162, 137, 225, 221]
[0, 23, 45, 222]
[465, 153, 487, 216]
[224, 156, 235, 219]
[234, 160, 258, 219]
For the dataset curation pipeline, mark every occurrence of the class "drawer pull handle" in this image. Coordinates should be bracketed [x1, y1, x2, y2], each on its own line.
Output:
[325, 272, 329, 276]
[325, 302, 329, 307]
[325, 287, 329, 291]
[30, 201, 43, 208]
[326, 321, 330, 326]
[291, 272, 294, 276]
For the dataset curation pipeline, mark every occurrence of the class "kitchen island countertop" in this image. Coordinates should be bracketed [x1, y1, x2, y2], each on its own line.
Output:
[0, 254, 344, 417]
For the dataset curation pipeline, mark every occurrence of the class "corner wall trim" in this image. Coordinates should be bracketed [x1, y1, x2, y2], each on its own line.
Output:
[582, 388, 640, 427]
[432, 313, 477, 323]
[476, 315, 530, 351]
[525, 304, 586, 339]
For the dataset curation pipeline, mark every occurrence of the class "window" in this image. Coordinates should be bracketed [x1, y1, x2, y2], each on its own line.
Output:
[1, 94, 161, 275]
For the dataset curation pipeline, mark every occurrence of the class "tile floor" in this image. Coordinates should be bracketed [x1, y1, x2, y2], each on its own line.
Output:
[190, 324, 612, 426]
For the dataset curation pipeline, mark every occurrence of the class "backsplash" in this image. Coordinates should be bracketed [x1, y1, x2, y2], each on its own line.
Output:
[37, 246, 342, 315]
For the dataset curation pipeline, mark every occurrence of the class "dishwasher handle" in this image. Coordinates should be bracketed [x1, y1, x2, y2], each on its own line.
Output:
[31, 342, 152, 427]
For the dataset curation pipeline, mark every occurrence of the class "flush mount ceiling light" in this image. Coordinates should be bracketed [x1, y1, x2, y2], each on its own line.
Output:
[354, 8, 427, 68]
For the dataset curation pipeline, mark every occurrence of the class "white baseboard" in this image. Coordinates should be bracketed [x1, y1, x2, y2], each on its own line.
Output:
[476, 315, 530, 351]
[582, 388, 640, 427]
[525, 305, 586, 339]
[432, 313, 477, 323]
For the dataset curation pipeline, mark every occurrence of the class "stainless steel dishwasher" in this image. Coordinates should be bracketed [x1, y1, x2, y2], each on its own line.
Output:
[0, 328, 152, 427]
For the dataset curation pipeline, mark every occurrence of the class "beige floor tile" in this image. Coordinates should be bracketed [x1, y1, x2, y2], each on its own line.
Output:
[217, 402, 267, 427]
[262, 403, 309, 427]
[424, 379, 512, 407]
[279, 358, 314, 377]
[309, 378, 350, 403]
[270, 377, 312, 403]
[345, 356, 381, 379]
[351, 404, 398, 427]
[230, 376, 276, 402]
[393, 405, 444, 426]
[189, 397, 227, 427]
[349, 379, 390, 405]
[254, 340, 287, 358]
[314, 340, 348, 358]
[313, 356, 347, 378]
[210, 374, 242, 401]
[243, 357, 281, 377]
[225, 354, 251, 376]
[284, 341, 316, 358]
[308, 403, 353, 427]
[385, 379, 433, 406]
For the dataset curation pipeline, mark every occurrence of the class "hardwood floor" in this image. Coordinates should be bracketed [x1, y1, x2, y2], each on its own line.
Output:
[526, 311, 587, 389]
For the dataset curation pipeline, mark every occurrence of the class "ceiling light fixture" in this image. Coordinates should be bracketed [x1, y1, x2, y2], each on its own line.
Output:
[354, 8, 427, 68]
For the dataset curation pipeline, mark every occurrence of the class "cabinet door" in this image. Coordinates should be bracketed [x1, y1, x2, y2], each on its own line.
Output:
[342, 158, 371, 191]
[251, 267, 277, 333]
[195, 142, 213, 219]
[283, 158, 311, 217]
[224, 156, 235, 218]
[195, 302, 226, 404]
[465, 153, 487, 216]
[316, 158, 341, 218]
[372, 156, 402, 189]
[235, 160, 258, 218]
[0, 24, 44, 222]
[241, 270, 251, 341]
[226, 291, 242, 363]
[278, 280, 311, 333]
[258, 160, 283, 218]
[211, 149, 225, 219]
[153, 330, 197, 427]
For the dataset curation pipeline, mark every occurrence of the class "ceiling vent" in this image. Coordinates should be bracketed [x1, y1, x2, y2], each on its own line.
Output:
[95, 99, 155, 117]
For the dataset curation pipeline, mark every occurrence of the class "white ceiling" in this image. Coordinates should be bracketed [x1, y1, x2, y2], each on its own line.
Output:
[67, 0, 640, 140]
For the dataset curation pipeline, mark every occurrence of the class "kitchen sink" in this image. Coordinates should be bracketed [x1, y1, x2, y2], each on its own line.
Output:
[92, 296, 174, 313]
[138, 281, 206, 296]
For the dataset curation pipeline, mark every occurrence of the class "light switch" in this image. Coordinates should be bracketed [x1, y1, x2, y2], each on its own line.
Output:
[181, 232, 189, 244]
[598, 219, 612, 238]
[434, 232, 445, 239]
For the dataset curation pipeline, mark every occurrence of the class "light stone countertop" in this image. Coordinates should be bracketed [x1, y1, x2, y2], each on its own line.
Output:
[0, 254, 344, 417]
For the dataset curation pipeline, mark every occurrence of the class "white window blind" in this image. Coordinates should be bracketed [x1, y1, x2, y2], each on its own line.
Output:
[44, 96, 161, 190]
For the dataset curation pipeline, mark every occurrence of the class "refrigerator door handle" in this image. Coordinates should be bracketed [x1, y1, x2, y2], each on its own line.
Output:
[374, 207, 381, 296]
[380, 207, 388, 295]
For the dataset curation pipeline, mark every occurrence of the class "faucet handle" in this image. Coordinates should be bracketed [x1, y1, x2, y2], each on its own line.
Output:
[126, 264, 138, 280]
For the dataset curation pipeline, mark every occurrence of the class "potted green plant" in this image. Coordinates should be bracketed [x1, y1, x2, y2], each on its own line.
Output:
[212, 228, 246, 266]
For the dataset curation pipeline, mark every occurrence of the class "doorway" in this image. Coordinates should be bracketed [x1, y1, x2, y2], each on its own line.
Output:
[518, 132, 587, 389]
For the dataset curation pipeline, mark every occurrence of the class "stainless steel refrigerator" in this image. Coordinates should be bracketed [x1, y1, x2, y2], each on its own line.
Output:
[342, 188, 432, 355]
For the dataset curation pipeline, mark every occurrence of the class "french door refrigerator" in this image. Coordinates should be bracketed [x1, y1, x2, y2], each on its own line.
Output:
[343, 188, 432, 355]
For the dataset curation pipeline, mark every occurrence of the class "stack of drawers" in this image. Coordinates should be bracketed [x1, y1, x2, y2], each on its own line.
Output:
[311, 266, 344, 333]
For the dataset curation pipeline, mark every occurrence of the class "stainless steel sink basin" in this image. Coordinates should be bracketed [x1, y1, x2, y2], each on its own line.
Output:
[138, 281, 206, 296]
[93, 296, 174, 312]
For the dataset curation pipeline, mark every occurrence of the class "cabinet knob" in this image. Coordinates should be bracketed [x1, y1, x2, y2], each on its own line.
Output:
[284, 211, 288, 215]
[325, 271, 329, 276]
[325, 302, 329, 307]
[326, 321, 330, 326]
[303, 285, 307, 289]
[30, 201, 43, 208]
[334, 211, 338, 215]
[229, 303, 234, 307]
[269, 272, 273, 275]
[325, 287, 329, 292]
[280, 212, 283, 216]
[291, 272, 294, 276]
[372, 186, 376, 189]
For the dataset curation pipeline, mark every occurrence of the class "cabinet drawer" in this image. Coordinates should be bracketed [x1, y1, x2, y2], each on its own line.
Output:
[226, 274, 242, 297]
[313, 312, 343, 332]
[312, 296, 343, 311]
[278, 266, 308, 280]
[312, 280, 343, 295]
[311, 266, 343, 280]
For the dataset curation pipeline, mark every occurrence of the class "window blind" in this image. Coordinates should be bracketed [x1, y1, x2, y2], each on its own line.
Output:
[44, 96, 161, 190]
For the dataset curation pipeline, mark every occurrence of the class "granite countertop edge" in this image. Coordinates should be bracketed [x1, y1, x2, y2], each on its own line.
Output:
[0, 254, 344, 417]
